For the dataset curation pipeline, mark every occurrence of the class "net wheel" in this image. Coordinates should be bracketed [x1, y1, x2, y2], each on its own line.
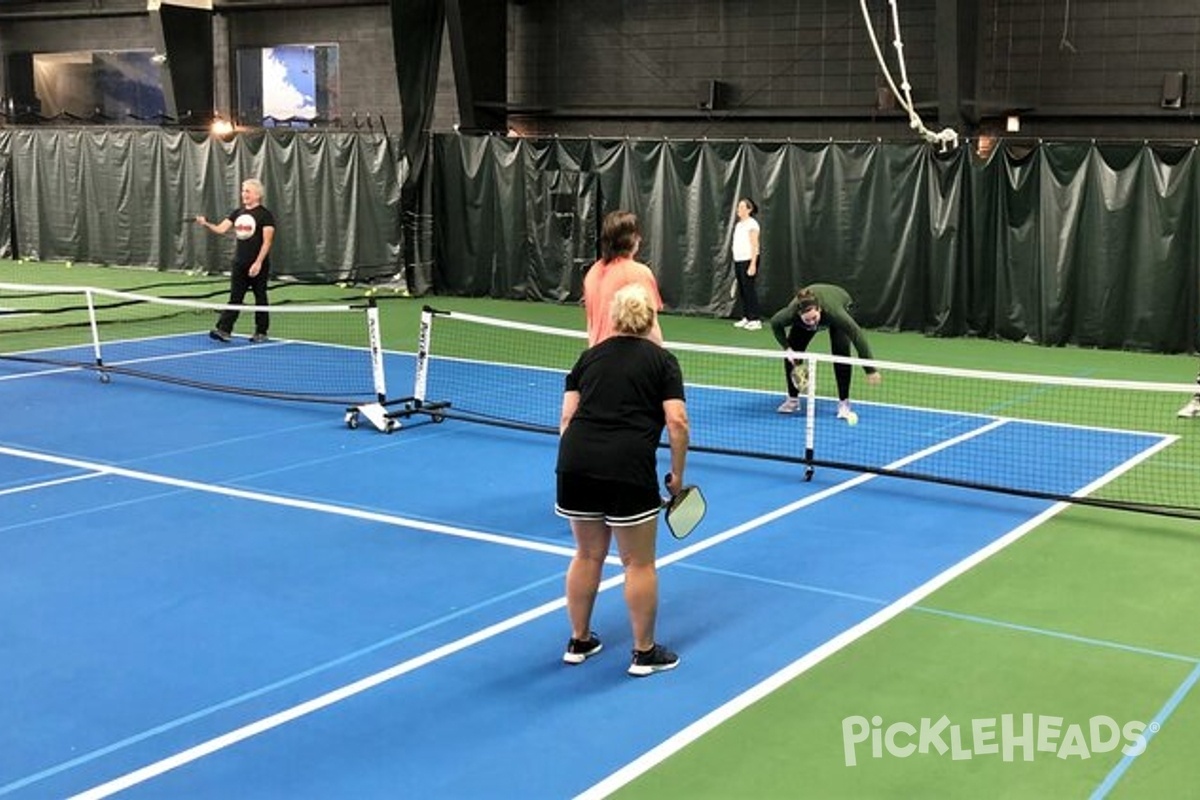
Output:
[345, 410, 359, 429]
[432, 413, 445, 424]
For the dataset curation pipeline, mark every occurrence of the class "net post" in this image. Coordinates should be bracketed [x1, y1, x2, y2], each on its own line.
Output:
[413, 305, 433, 405]
[84, 288, 110, 383]
[803, 356, 816, 481]
[358, 305, 444, 433]
[344, 297, 400, 433]
[366, 297, 387, 403]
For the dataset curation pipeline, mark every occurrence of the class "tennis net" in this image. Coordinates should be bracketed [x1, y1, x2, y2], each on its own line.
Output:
[0, 282, 386, 405]
[405, 307, 1200, 520]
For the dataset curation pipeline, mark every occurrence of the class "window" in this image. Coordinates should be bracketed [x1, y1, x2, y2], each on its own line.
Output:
[236, 44, 340, 127]
[31, 50, 167, 122]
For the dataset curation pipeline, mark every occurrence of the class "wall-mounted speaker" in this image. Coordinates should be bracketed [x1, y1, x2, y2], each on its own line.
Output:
[697, 80, 726, 112]
[5, 53, 36, 109]
[1161, 71, 1186, 109]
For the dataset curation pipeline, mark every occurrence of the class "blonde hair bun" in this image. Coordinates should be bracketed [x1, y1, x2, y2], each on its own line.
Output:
[610, 283, 655, 336]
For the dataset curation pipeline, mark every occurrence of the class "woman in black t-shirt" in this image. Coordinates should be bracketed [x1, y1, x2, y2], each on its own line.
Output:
[555, 284, 690, 677]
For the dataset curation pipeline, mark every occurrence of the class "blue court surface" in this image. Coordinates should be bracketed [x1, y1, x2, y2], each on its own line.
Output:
[0, 336, 1170, 799]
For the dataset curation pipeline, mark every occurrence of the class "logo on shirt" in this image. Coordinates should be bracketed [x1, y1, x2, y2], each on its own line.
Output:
[233, 213, 258, 241]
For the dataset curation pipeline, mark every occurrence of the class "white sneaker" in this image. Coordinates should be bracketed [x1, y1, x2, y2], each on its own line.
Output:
[744, 320, 762, 330]
[777, 397, 800, 414]
[733, 318, 749, 328]
[836, 400, 853, 420]
[1177, 397, 1200, 418]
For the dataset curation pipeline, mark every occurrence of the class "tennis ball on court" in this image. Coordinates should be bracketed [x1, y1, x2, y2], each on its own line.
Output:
[846, 411, 859, 426]
[65, 261, 73, 268]
[336, 281, 348, 288]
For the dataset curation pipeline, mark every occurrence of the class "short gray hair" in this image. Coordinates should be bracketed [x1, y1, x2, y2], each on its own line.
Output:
[241, 178, 265, 199]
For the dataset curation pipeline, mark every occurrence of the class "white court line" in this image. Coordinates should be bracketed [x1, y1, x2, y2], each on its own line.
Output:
[38, 414, 1172, 799]
[0, 444, 590, 562]
[0, 332, 310, 385]
[578, 428, 1180, 798]
[0, 471, 105, 497]
[61, 419, 1011, 798]
[0, 364, 87, 382]
[0, 339, 236, 384]
[655, 417, 1010, 568]
[577, 504, 1070, 800]
[61, 467, 882, 800]
[65, 592, 574, 800]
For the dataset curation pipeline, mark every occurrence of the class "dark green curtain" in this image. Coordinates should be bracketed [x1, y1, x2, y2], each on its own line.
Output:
[8, 128, 403, 282]
[6, 129, 1198, 352]
[432, 134, 1200, 353]
[392, 0, 445, 295]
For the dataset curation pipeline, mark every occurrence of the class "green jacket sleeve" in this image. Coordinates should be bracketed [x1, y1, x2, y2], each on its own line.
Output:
[823, 305, 876, 372]
[769, 300, 799, 348]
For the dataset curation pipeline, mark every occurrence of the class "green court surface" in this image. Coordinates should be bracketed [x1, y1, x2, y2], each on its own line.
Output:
[4, 259, 1198, 798]
[616, 509, 1200, 799]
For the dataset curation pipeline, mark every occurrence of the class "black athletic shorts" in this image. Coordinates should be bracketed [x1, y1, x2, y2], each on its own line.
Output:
[555, 473, 661, 527]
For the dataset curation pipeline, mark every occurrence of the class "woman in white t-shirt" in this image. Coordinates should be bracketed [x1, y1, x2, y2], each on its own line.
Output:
[730, 197, 762, 330]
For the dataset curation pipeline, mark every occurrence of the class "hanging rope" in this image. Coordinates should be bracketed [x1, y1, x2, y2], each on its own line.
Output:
[1059, 0, 1077, 53]
[859, 0, 960, 151]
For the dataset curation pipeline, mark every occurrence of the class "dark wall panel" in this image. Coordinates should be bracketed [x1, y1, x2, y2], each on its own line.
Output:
[976, 0, 1200, 136]
[0, 13, 157, 54]
[504, 0, 1200, 141]
[506, 0, 939, 139]
[2, 0, 1199, 141]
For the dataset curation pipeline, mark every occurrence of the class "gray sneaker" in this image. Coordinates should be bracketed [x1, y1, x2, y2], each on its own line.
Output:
[209, 328, 231, 343]
[250, 332, 269, 344]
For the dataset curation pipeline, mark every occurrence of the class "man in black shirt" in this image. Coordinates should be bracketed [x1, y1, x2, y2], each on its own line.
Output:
[196, 178, 276, 343]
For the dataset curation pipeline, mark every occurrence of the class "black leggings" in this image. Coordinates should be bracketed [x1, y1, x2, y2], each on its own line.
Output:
[733, 259, 761, 321]
[784, 325, 853, 401]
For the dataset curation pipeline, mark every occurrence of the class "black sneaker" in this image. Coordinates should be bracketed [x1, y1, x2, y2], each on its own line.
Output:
[628, 643, 679, 677]
[562, 633, 602, 664]
[209, 328, 231, 343]
[250, 332, 268, 344]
